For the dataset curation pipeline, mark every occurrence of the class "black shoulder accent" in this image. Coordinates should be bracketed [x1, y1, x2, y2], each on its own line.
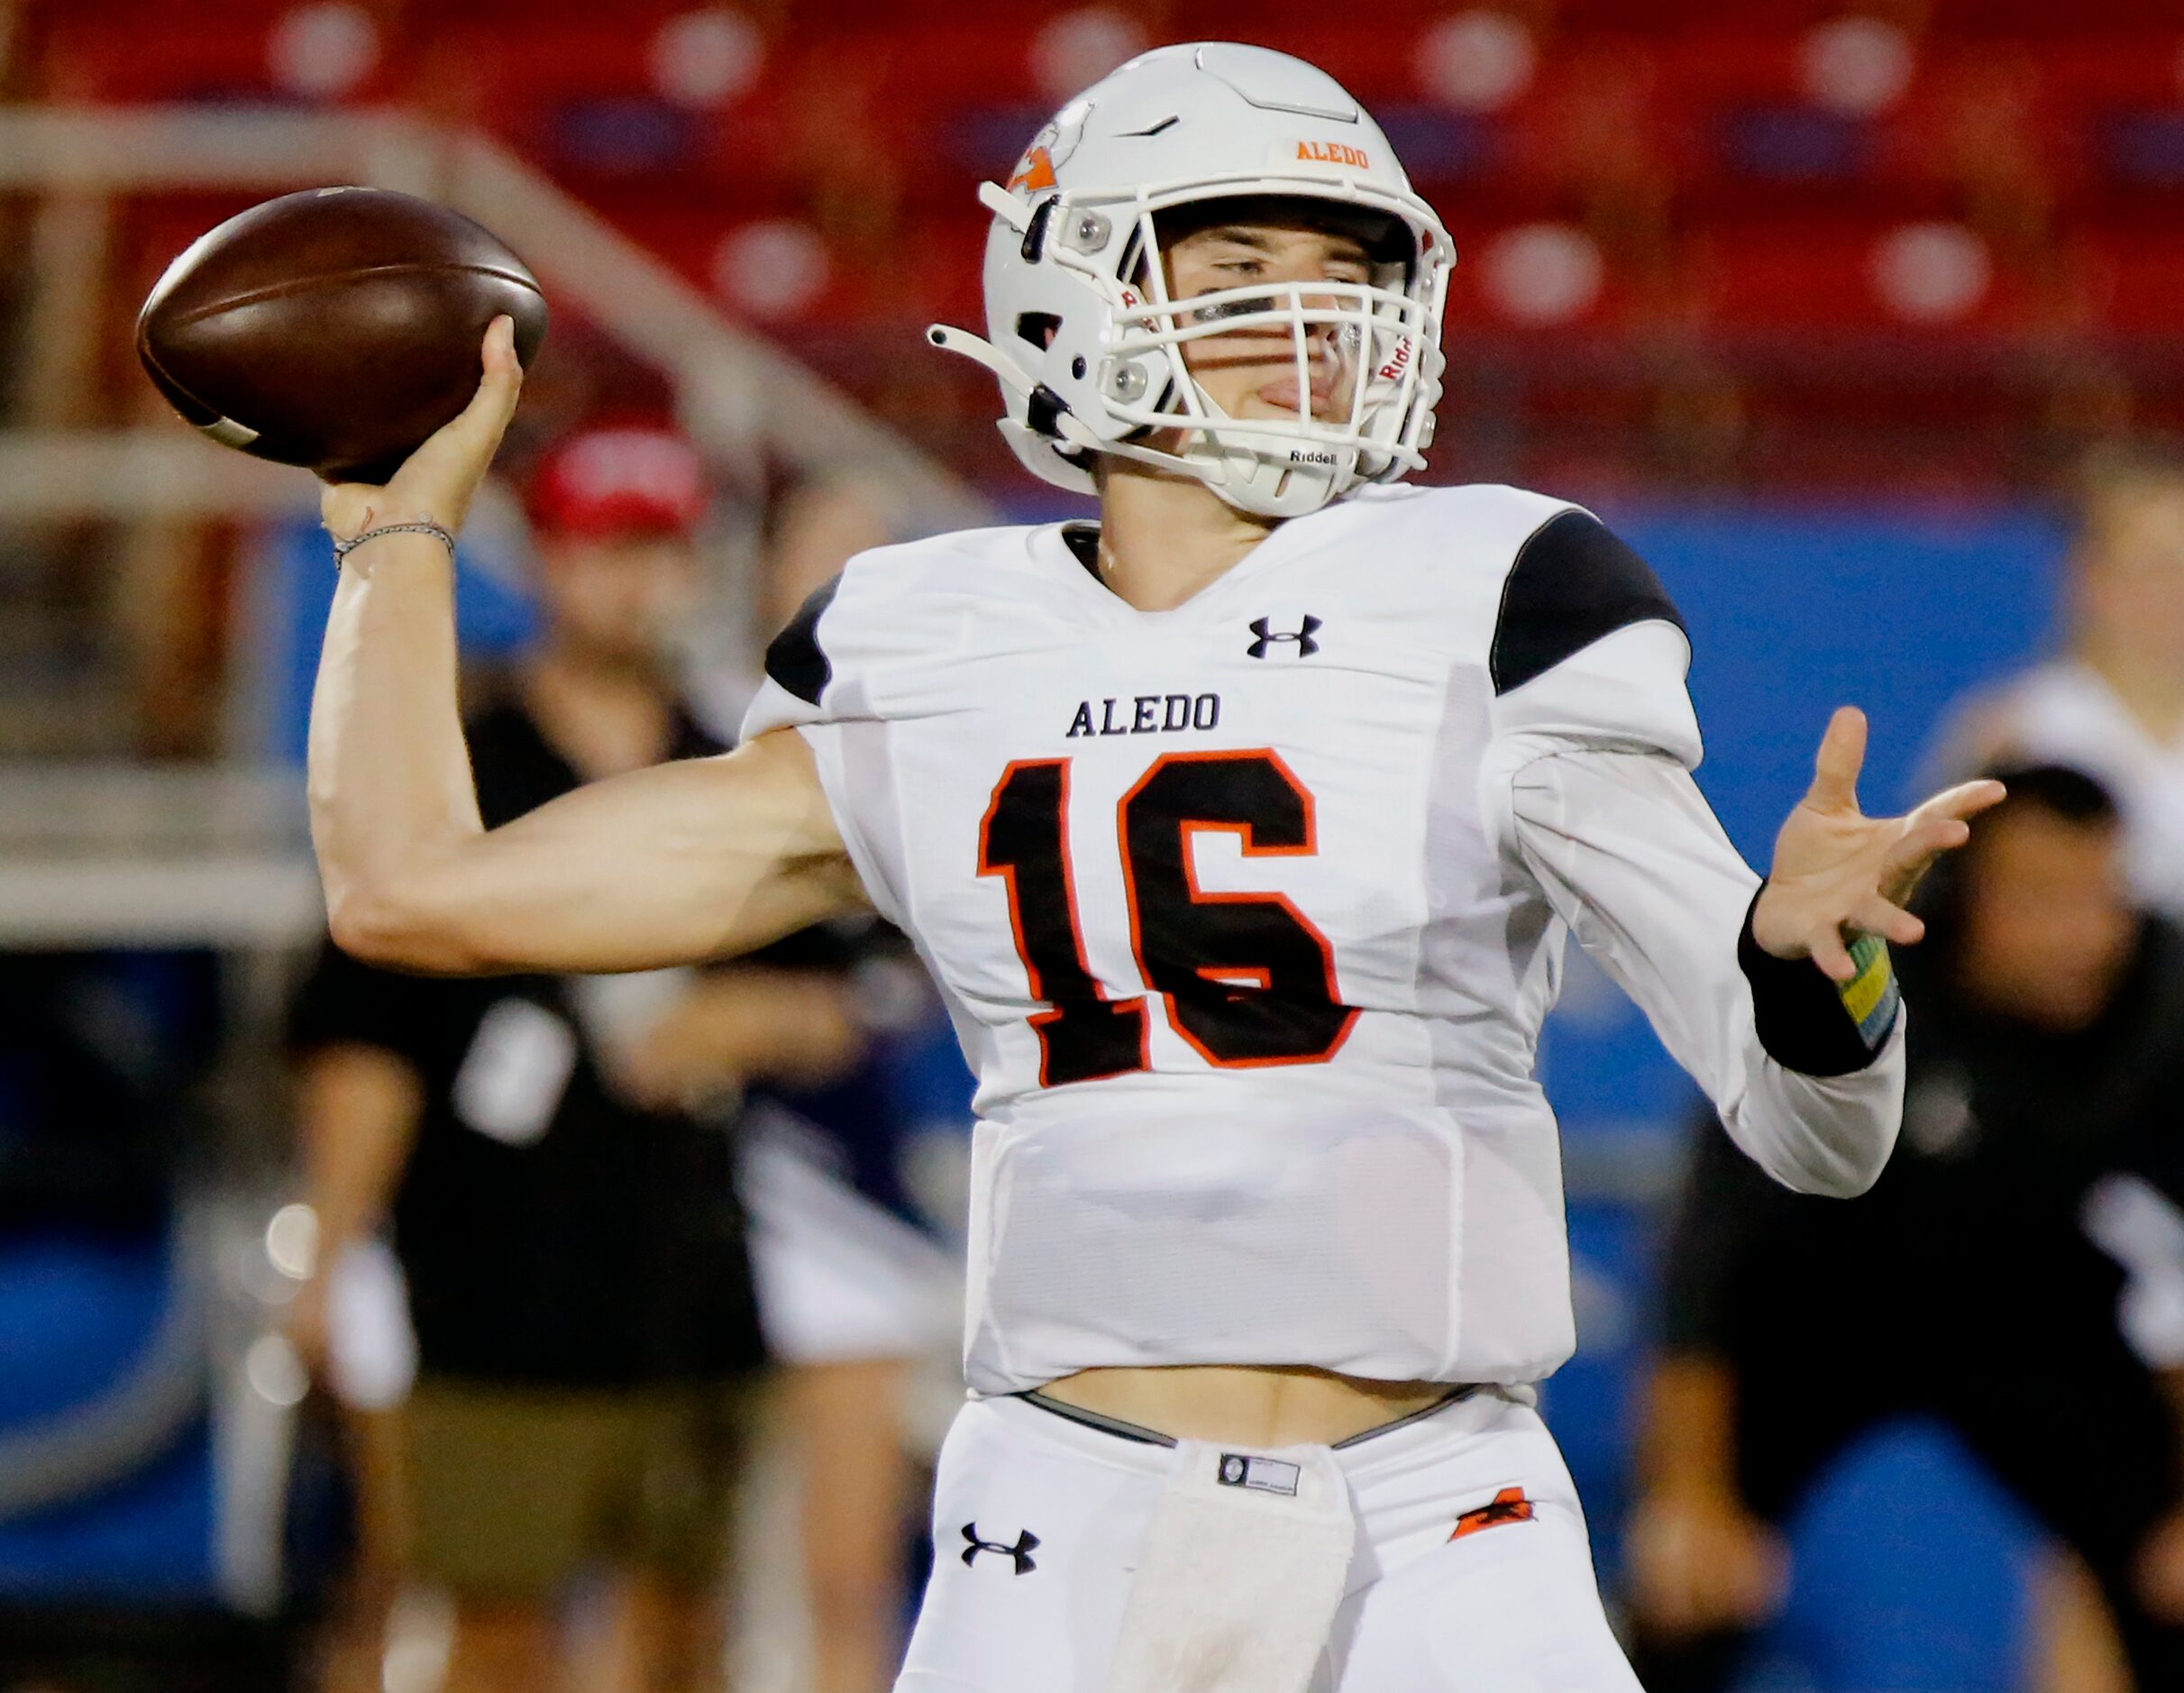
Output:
[763, 574, 839, 706]
[1489, 509, 1686, 697]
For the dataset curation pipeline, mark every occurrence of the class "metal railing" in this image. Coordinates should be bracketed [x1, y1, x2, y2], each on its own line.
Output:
[0, 105, 989, 527]
[0, 104, 991, 936]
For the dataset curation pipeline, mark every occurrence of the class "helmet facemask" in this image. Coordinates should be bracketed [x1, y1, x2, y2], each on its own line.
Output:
[1097, 192, 1443, 517]
[934, 170, 1452, 521]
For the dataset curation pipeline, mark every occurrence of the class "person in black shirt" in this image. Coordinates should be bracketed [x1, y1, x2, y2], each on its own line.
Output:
[287, 426, 862, 1693]
[1626, 764, 2184, 1691]
[736, 475, 963, 1693]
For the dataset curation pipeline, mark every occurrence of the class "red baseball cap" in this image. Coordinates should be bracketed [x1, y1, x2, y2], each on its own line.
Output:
[528, 425, 708, 537]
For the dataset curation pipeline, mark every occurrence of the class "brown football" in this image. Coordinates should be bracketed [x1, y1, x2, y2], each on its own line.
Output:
[136, 186, 547, 484]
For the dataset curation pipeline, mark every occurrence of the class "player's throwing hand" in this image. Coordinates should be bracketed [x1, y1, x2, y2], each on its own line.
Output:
[1751, 705, 2007, 982]
[320, 315, 525, 545]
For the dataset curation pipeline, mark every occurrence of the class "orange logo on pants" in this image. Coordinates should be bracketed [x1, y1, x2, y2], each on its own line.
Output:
[1448, 1487, 1534, 1541]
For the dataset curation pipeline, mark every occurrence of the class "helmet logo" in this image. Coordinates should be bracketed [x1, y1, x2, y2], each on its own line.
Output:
[1295, 140, 1371, 169]
[1006, 104, 1089, 196]
[1376, 339, 1414, 382]
[1008, 147, 1058, 194]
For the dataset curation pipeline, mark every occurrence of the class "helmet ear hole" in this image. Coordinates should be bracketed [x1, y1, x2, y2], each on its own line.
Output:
[1015, 312, 1063, 351]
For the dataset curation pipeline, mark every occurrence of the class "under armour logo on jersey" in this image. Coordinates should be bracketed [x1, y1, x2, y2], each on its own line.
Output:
[961, 1523, 1040, 1574]
[1247, 615, 1322, 658]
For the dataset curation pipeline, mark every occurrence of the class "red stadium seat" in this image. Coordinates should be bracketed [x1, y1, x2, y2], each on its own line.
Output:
[2061, 222, 2184, 335]
[1550, 0, 1876, 31]
[1681, 212, 2029, 335]
[415, 12, 791, 191]
[1646, 26, 1971, 215]
[39, 0, 405, 105]
[1924, 0, 2184, 35]
[1870, 42, 2065, 194]
[1445, 218, 1649, 335]
[121, 192, 277, 308]
[2038, 35, 2184, 203]
[895, 211, 998, 332]
[1438, 36, 1683, 216]
[26, 0, 2184, 499]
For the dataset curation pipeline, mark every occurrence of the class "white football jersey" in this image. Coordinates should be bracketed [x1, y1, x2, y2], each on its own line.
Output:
[745, 482, 1904, 1394]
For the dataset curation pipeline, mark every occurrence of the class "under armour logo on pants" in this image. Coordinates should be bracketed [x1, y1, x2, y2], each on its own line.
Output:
[961, 1523, 1040, 1574]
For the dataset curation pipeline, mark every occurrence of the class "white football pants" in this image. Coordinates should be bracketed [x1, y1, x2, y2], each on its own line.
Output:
[894, 1385, 1644, 1692]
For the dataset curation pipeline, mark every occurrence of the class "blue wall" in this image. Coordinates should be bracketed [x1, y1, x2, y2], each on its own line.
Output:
[1624, 502, 2063, 856]
[1550, 501, 2067, 1691]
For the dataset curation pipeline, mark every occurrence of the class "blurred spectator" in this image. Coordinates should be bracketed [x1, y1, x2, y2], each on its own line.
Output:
[736, 474, 958, 1693]
[1927, 445, 2184, 914]
[1625, 764, 2184, 1691]
[285, 426, 863, 1693]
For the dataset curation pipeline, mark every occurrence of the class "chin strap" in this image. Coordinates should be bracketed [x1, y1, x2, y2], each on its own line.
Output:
[978, 180, 1030, 226]
[925, 324, 1027, 395]
[925, 325, 1355, 518]
[927, 324, 1112, 459]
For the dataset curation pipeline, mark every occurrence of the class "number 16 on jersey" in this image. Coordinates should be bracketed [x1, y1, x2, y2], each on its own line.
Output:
[976, 749, 1358, 1086]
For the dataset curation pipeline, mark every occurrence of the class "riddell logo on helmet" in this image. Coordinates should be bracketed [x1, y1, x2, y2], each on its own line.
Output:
[1295, 141, 1370, 169]
[1376, 340, 1414, 382]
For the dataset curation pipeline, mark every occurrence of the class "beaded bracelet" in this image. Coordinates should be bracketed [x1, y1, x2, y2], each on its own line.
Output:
[331, 520, 457, 568]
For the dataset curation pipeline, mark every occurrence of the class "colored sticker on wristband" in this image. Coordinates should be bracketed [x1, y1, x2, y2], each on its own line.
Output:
[1839, 932, 1899, 1048]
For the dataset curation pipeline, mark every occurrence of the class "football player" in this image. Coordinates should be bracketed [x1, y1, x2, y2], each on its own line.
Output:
[307, 42, 2002, 1693]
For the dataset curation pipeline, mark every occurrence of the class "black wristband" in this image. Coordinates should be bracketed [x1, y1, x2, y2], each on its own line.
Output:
[1736, 886, 1900, 1076]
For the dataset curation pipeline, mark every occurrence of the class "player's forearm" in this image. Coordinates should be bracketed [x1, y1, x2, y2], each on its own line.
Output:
[296, 1045, 424, 1254]
[1728, 1036, 1903, 1195]
[306, 533, 485, 957]
[313, 710, 863, 975]
[1507, 746, 1903, 1196]
[1726, 893, 1905, 1195]
[1638, 1353, 1743, 1497]
[2162, 1368, 2184, 1473]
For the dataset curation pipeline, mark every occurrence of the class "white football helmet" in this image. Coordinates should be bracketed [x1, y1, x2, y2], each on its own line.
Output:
[928, 42, 1454, 519]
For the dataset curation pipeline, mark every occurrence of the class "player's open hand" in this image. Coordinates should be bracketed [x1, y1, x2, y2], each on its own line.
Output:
[284, 1267, 333, 1383]
[1626, 1482, 1789, 1636]
[613, 971, 867, 1112]
[1751, 706, 2006, 982]
[320, 315, 524, 542]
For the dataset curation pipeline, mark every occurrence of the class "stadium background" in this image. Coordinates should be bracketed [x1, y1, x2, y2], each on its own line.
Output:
[0, 0, 2169, 1688]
